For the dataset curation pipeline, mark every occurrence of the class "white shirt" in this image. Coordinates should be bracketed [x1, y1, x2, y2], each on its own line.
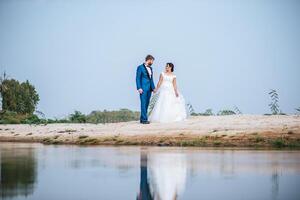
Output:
[144, 63, 152, 78]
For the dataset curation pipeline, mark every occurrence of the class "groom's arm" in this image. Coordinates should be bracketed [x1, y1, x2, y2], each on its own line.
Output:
[150, 76, 155, 91]
[136, 66, 142, 90]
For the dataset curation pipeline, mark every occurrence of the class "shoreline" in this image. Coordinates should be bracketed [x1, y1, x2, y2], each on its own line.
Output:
[1, 115, 300, 149]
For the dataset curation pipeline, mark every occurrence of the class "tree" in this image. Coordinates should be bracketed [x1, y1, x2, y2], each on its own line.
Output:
[186, 103, 197, 116]
[296, 107, 300, 115]
[69, 111, 86, 123]
[1, 78, 39, 114]
[0, 72, 8, 110]
[268, 89, 280, 115]
[233, 106, 242, 114]
[202, 108, 214, 116]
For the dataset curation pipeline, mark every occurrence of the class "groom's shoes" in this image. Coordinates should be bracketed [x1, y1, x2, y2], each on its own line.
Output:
[140, 121, 150, 124]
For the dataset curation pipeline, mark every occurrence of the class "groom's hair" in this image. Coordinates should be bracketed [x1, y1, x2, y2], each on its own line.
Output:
[145, 55, 155, 61]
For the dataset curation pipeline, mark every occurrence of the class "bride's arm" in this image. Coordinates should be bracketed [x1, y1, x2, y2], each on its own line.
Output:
[172, 78, 179, 97]
[154, 74, 163, 92]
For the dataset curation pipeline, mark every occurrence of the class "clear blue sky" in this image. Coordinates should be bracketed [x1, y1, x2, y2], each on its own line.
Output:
[1, 0, 299, 118]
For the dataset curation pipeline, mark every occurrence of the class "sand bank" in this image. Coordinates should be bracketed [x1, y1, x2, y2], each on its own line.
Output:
[1, 115, 300, 148]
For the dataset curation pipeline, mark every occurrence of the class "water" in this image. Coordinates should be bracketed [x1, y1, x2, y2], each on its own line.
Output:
[0, 142, 299, 200]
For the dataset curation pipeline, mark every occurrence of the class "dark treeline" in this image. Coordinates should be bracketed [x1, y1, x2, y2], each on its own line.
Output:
[66, 109, 140, 124]
[0, 72, 140, 124]
[0, 109, 140, 125]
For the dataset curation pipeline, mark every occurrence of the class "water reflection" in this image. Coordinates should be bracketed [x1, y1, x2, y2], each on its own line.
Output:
[137, 149, 151, 200]
[0, 144, 37, 199]
[271, 169, 279, 200]
[0, 143, 299, 200]
[137, 148, 187, 200]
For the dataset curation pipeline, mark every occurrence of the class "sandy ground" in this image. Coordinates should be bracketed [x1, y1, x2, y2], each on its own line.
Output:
[1, 115, 300, 147]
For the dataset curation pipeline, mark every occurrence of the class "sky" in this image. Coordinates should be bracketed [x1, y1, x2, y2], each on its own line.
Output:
[0, 0, 299, 118]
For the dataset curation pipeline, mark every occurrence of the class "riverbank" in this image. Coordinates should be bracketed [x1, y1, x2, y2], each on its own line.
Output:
[1, 115, 300, 148]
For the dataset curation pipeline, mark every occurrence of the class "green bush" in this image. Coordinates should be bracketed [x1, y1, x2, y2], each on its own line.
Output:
[69, 111, 87, 123]
[199, 109, 214, 116]
[86, 109, 139, 123]
[271, 139, 286, 148]
[217, 109, 236, 115]
[0, 111, 48, 124]
[21, 115, 47, 124]
[0, 111, 26, 124]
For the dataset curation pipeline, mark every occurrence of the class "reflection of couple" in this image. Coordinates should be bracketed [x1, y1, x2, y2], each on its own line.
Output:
[136, 55, 188, 124]
[137, 150, 187, 200]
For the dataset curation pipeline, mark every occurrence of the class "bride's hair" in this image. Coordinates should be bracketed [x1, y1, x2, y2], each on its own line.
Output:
[166, 63, 174, 72]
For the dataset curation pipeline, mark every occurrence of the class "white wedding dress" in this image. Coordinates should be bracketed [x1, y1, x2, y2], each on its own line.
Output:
[149, 72, 188, 123]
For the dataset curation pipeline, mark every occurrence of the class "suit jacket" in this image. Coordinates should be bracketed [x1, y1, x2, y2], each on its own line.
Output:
[136, 63, 155, 91]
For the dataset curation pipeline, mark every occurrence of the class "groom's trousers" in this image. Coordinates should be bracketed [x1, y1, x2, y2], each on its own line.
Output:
[140, 89, 152, 122]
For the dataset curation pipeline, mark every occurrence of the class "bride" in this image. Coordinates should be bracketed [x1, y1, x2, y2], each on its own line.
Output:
[149, 63, 188, 123]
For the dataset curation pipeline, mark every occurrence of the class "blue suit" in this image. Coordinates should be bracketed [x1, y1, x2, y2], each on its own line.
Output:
[136, 63, 155, 122]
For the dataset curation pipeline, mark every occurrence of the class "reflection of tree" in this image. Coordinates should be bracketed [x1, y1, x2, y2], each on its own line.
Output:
[0, 147, 37, 199]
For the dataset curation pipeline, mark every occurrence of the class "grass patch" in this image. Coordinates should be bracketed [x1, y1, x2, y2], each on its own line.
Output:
[287, 131, 294, 135]
[115, 139, 124, 144]
[179, 137, 207, 146]
[271, 138, 286, 148]
[58, 129, 77, 133]
[102, 137, 113, 142]
[180, 140, 193, 146]
[77, 138, 99, 145]
[286, 141, 300, 148]
[254, 136, 265, 143]
[123, 141, 139, 145]
[65, 129, 77, 132]
[53, 135, 60, 139]
[51, 140, 62, 145]
[213, 141, 222, 146]
[78, 135, 89, 139]
[42, 137, 51, 142]
[42, 137, 52, 144]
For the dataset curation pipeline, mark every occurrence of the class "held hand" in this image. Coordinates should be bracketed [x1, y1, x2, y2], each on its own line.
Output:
[138, 89, 143, 94]
[153, 88, 157, 93]
[175, 91, 179, 97]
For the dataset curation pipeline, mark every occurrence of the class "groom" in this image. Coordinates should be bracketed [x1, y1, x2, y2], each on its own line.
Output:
[136, 55, 156, 124]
